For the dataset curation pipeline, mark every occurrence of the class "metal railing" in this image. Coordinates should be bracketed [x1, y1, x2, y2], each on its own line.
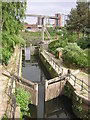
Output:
[68, 73, 90, 93]
[48, 74, 68, 85]
[43, 50, 63, 75]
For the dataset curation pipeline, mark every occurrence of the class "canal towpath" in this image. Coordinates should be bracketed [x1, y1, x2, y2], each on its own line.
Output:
[0, 46, 20, 119]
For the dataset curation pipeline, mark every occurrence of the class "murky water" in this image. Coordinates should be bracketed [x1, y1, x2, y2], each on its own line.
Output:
[22, 46, 77, 119]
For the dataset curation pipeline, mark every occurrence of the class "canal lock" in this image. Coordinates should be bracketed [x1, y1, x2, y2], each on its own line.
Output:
[21, 45, 78, 119]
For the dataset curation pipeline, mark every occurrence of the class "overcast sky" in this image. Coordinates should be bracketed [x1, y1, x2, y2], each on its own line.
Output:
[24, 0, 77, 24]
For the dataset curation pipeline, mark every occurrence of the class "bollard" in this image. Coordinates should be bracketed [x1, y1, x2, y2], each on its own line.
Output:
[81, 80, 83, 91]
[34, 83, 38, 106]
[34, 83, 38, 91]
[45, 80, 48, 101]
[74, 76, 76, 86]
[67, 69, 71, 80]
[45, 80, 48, 89]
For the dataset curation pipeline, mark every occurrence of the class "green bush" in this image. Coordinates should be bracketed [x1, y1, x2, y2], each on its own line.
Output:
[48, 40, 60, 54]
[77, 37, 90, 49]
[84, 48, 90, 66]
[62, 43, 88, 67]
[16, 87, 31, 118]
[25, 29, 28, 33]
[2, 32, 25, 65]
[67, 33, 78, 43]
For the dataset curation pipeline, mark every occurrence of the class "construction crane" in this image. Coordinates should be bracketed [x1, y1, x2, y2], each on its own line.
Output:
[25, 14, 60, 42]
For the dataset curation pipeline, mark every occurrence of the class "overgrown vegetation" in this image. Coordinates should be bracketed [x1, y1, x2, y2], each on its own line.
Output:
[16, 87, 31, 119]
[2, 1, 26, 65]
[62, 43, 88, 68]
[20, 31, 42, 45]
[77, 37, 90, 49]
[48, 1, 90, 73]
[2, 32, 24, 65]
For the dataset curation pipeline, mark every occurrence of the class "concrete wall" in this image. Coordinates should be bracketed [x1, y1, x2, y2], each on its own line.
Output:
[45, 79, 66, 101]
[39, 50, 90, 118]
[65, 81, 90, 119]
[39, 52, 58, 78]
[39, 51, 66, 101]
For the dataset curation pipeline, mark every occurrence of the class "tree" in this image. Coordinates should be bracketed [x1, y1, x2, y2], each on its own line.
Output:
[2, 1, 27, 35]
[76, 1, 88, 38]
[66, 1, 89, 38]
[2, 1, 26, 65]
[66, 8, 78, 34]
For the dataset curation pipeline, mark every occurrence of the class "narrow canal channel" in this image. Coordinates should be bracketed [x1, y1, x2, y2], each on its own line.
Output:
[22, 46, 77, 119]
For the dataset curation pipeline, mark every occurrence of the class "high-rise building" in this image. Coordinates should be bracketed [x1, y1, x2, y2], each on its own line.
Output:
[55, 13, 62, 28]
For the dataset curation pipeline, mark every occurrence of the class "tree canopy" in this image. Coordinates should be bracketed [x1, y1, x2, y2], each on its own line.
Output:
[66, 1, 90, 38]
[2, 1, 27, 65]
[2, 1, 27, 34]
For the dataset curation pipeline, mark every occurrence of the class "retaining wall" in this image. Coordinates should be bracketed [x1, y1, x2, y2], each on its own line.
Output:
[39, 52, 58, 78]
[39, 52, 66, 101]
[39, 50, 90, 119]
[45, 79, 66, 101]
[65, 81, 90, 119]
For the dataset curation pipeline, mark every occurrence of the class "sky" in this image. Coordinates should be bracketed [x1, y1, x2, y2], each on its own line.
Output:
[24, 0, 77, 24]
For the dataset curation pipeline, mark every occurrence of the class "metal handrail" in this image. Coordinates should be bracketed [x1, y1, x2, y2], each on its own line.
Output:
[48, 74, 67, 85]
[69, 73, 90, 93]
[43, 50, 63, 74]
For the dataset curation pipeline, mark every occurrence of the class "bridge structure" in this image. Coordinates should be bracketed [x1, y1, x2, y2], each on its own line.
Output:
[26, 14, 60, 42]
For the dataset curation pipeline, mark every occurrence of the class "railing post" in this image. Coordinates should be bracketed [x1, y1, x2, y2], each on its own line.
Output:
[12, 96, 16, 120]
[45, 80, 48, 101]
[58, 67, 59, 74]
[74, 76, 76, 86]
[45, 80, 48, 89]
[81, 80, 83, 91]
[67, 69, 71, 79]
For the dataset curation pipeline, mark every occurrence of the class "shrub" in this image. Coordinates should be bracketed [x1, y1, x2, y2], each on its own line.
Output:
[62, 43, 88, 67]
[25, 29, 28, 33]
[48, 40, 60, 54]
[84, 48, 90, 66]
[67, 33, 78, 43]
[16, 87, 31, 118]
[77, 37, 90, 49]
[2, 32, 25, 65]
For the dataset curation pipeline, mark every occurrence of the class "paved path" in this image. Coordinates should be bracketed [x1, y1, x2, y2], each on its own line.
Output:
[0, 65, 9, 120]
[0, 45, 20, 119]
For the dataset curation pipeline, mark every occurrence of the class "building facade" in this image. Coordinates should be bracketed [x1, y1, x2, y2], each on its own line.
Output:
[55, 13, 62, 28]
[37, 17, 42, 25]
